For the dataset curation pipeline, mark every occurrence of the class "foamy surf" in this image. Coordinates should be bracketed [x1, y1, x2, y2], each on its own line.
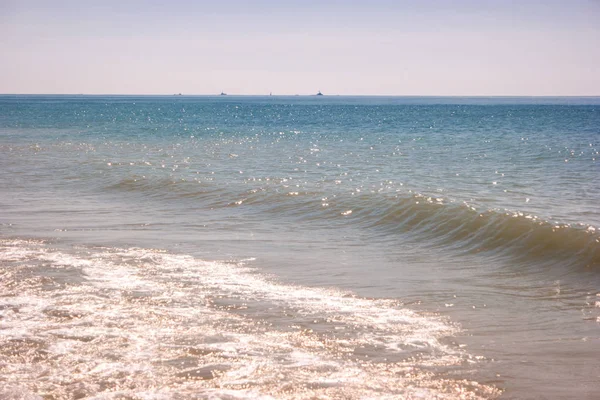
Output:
[0, 239, 499, 399]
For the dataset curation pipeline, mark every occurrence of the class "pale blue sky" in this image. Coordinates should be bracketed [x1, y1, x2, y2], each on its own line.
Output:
[1, 0, 599, 95]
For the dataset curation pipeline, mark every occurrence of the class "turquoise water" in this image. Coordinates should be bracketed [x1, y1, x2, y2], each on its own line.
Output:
[1, 95, 599, 399]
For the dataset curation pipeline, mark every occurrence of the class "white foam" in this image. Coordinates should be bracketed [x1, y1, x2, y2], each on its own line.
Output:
[0, 386, 43, 400]
[0, 239, 498, 399]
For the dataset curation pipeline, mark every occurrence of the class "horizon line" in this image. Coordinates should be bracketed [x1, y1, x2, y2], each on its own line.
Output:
[1, 93, 600, 98]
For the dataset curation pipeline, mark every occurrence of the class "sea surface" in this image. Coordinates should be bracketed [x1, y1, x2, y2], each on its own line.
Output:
[1, 95, 599, 399]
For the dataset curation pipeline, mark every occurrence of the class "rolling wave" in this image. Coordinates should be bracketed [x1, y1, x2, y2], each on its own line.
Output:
[104, 175, 600, 270]
[357, 194, 600, 269]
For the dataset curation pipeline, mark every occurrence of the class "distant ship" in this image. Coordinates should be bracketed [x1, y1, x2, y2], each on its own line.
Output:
[220, 92, 227, 96]
[316, 91, 323, 96]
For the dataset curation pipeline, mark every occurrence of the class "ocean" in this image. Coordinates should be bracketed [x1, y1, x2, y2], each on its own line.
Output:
[1, 95, 599, 399]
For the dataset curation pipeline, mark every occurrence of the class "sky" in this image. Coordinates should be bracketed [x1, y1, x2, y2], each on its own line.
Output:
[1, 0, 599, 95]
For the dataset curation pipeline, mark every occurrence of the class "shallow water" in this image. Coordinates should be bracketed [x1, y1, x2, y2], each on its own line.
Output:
[1, 95, 599, 399]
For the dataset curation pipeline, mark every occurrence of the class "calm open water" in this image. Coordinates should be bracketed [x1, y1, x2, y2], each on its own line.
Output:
[1, 95, 599, 399]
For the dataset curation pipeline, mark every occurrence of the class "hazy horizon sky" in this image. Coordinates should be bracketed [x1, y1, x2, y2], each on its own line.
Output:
[1, 0, 599, 95]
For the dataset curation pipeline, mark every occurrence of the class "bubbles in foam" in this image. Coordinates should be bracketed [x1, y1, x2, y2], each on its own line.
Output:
[0, 239, 499, 399]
